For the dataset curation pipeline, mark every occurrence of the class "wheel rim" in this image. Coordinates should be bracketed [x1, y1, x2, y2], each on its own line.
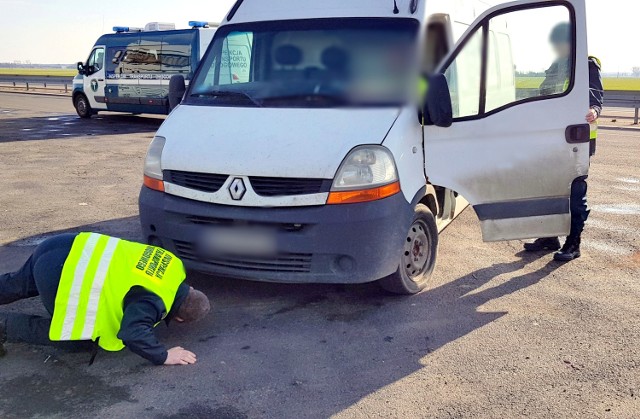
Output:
[403, 220, 431, 280]
[77, 98, 87, 115]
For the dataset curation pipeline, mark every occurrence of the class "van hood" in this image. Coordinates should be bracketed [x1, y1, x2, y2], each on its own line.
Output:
[157, 105, 400, 179]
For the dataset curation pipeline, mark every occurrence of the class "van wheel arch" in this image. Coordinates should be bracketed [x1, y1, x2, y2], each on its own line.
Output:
[419, 186, 439, 218]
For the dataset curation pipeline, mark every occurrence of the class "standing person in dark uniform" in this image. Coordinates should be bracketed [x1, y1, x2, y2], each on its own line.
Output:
[0, 233, 211, 365]
[524, 22, 604, 261]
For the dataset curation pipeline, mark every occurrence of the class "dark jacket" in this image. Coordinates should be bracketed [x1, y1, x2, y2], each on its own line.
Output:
[117, 283, 190, 365]
[588, 56, 604, 117]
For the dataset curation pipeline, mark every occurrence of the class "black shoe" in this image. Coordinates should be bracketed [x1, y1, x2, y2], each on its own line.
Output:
[0, 318, 6, 357]
[524, 237, 561, 252]
[554, 238, 581, 262]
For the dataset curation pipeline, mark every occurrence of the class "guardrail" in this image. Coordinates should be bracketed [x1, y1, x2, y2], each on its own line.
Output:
[0, 74, 74, 93]
[604, 90, 640, 124]
[1, 75, 639, 122]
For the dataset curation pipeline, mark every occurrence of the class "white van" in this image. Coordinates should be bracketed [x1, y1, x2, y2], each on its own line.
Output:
[139, 0, 592, 294]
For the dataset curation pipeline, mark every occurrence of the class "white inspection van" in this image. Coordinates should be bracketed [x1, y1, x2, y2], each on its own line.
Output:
[72, 21, 217, 118]
[139, 0, 592, 294]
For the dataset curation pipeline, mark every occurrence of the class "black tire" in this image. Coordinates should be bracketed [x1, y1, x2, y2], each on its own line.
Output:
[379, 204, 439, 295]
[74, 94, 92, 119]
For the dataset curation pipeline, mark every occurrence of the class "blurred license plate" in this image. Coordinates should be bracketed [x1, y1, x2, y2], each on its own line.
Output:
[200, 227, 277, 257]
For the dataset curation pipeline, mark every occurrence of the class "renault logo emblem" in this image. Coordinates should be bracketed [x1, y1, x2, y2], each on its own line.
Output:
[229, 178, 247, 201]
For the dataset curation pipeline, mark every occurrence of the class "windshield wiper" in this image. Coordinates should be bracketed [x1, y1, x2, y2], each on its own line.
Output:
[192, 90, 262, 107]
[259, 94, 348, 106]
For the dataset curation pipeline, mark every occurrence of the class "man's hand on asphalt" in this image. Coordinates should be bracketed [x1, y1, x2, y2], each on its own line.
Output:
[164, 347, 197, 366]
[586, 108, 598, 123]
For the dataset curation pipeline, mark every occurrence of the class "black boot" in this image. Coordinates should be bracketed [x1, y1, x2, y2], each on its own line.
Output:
[524, 237, 561, 252]
[554, 237, 581, 262]
[0, 316, 6, 357]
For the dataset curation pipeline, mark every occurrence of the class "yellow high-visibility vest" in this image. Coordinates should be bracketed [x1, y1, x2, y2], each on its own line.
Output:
[49, 233, 185, 351]
[590, 121, 598, 140]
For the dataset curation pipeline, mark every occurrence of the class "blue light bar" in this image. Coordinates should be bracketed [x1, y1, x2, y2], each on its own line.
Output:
[113, 26, 143, 33]
[189, 21, 209, 28]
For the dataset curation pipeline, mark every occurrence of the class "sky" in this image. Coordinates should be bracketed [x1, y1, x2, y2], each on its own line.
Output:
[0, 0, 634, 74]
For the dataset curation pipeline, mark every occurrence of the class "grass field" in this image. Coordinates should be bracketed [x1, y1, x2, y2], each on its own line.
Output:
[0, 68, 77, 77]
[2, 68, 640, 90]
[517, 76, 640, 91]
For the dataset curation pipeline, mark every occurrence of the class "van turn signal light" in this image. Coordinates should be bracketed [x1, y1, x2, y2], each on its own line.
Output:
[327, 182, 400, 205]
[144, 175, 165, 192]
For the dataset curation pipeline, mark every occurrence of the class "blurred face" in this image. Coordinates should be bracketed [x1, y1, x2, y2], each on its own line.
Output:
[553, 41, 571, 59]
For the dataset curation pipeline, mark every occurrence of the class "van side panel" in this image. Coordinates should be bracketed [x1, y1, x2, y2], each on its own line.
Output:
[102, 30, 200, 115]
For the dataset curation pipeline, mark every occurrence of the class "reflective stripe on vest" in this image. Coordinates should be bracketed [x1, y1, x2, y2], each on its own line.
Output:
[50, 233, 185, 351]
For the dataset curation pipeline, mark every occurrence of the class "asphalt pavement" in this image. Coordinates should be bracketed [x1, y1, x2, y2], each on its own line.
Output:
[0, 92, 639, 418]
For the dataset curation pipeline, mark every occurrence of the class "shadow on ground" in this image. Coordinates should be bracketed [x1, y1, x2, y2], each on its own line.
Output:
[0, 113, 163, 143]
[0, 218, 563, 418]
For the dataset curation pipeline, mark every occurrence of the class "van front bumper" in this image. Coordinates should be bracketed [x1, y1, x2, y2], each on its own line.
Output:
[138, 187, 414, 284]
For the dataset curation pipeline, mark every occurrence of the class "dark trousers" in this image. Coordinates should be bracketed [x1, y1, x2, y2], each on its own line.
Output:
[0, 234, 92, 350]
[569, 176, 590, 240]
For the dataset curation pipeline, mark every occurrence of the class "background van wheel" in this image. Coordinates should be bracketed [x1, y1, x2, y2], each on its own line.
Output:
[379, 204, 438, 295]
[74, 94, 92, 119]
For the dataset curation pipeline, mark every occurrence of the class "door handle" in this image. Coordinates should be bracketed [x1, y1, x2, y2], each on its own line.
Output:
[565, 124, 590, 144]
[98, 79, 104, 82]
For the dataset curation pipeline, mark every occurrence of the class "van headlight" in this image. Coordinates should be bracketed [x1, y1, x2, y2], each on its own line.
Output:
[328, 146, 400, 205]
[143, 136, 166, 192]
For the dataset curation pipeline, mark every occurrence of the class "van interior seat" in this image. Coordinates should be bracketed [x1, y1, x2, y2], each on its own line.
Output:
[275, 44, 303, 66]
[321, 46, 350, 78]
[272, 44, 305, 81]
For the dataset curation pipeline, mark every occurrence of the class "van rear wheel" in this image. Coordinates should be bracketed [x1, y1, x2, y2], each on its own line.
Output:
[379, 204, 438, 295]
[74, 94, 92, 119]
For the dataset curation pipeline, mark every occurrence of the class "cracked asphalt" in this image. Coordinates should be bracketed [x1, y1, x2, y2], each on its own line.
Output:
[0, 92, 639, 418]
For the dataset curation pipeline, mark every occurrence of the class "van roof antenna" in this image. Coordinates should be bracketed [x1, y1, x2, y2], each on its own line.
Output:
[227, 0, 245, 22]
[393, 0, 400, 14]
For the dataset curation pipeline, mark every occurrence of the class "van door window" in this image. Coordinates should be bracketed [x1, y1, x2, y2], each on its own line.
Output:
[444, 29, 482, 118]
[86, 47, 105, 75]
[119, 42, 162, 75]
[161, 33, 193, 75]
[486, 6, 572, 112]
[442, 4, 574, 119]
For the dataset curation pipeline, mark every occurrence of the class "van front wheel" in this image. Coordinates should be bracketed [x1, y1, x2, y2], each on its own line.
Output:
[379, 204, 438, 295]
[74, 94, 92, 119]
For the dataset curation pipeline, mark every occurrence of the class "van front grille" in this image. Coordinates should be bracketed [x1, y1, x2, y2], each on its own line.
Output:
[164, 170, 330, 197]
[164, 170, 228, 193]
[173, 240, 312, 273]
[250, 177, 331, 197]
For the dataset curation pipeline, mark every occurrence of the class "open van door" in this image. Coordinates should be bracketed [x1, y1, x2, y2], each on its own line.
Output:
[424, 0, 590, 241]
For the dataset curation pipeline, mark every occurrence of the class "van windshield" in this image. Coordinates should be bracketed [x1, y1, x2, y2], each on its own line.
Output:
[187, 18, 419, 108]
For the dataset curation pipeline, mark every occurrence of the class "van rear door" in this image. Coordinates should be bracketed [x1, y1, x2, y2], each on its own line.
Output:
[424, 0, 590, 241]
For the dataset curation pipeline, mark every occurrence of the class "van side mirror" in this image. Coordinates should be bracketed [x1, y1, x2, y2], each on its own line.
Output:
[77, 61, 85, 75]
[169, 75, 186, 111]
[423, 74, 453, 128]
